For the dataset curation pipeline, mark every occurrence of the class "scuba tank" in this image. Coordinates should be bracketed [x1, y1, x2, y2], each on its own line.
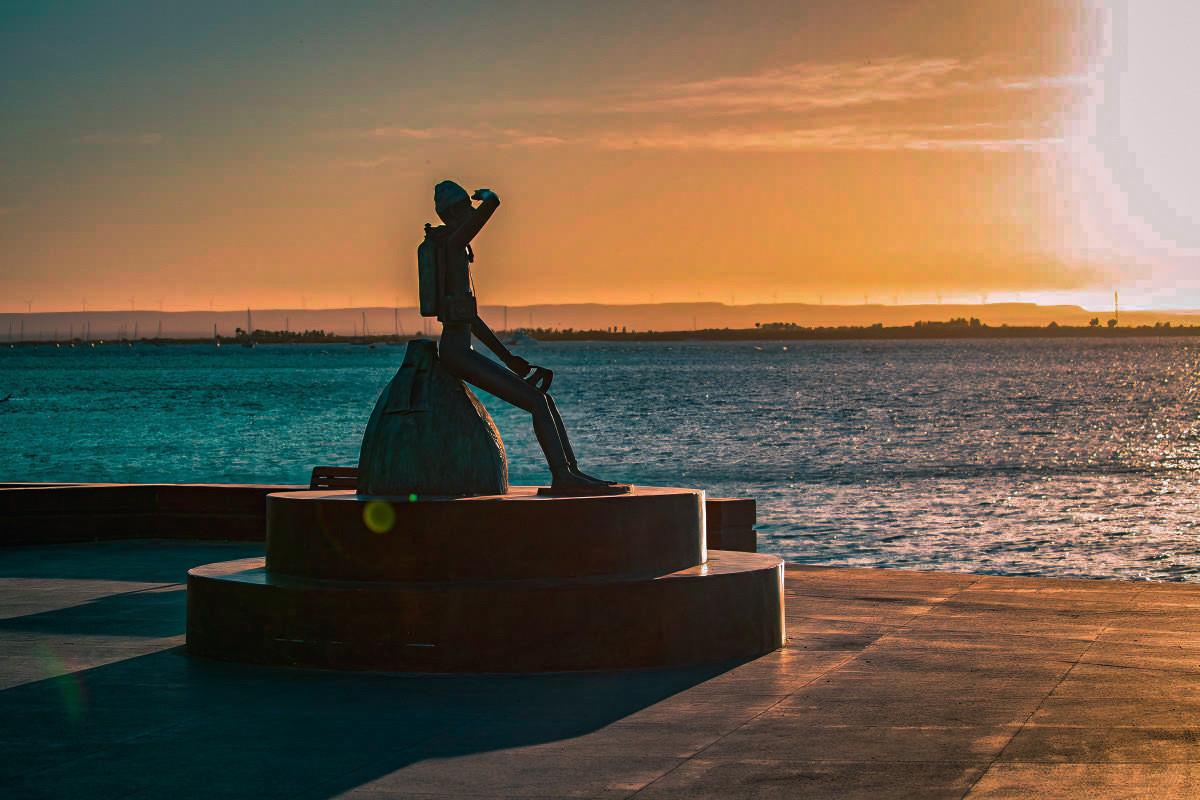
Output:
[417, 224, 441, 318]
[417, 224, 478, 322]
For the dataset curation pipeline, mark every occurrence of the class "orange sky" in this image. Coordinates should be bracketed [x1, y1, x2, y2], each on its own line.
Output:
[1, 1, 1196, 312]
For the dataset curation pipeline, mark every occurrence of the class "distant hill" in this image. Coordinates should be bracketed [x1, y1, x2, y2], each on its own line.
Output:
[3, 302, 1199, 341]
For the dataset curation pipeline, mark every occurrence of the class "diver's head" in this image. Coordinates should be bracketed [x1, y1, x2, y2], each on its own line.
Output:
[434, 180, 471, 225]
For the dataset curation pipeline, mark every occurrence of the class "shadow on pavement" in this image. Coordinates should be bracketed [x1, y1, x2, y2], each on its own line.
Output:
[0, 540, 738, 798]
[0, 540, 264, 583]
[1, 646, 733, 798]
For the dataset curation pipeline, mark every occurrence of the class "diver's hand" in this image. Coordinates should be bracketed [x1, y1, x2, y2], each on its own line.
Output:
[506, 355, 531, 376]
[471, 188, 499, 203]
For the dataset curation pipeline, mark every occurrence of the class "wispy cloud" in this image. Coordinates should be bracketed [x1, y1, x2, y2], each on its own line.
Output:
[322, 124, 563, 146]
[72, 132, 164, 146]
[339, 155, 411, 169]
[326, 125, 565, 166]
[581, 56, 1087, 118]
[321, 126, 466, 142]
[594, 123, 1063, 153]
[999, 74, 1095, 92]
[615, 57, 976, 115]
[332, 56, 1085, 160]
[491, 128, 565, 148]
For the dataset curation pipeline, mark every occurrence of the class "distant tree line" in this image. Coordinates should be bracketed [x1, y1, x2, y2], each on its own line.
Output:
[234, 328, 337, 343]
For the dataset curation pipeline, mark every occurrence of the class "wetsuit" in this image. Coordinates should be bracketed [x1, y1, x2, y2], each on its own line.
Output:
[434, 196, 582, 477]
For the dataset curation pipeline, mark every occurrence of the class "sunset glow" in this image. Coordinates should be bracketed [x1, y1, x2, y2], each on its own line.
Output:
[1, 1, 1194, 312]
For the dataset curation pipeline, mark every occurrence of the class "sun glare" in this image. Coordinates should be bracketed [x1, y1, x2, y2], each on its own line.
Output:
[1066, 2, 1200, 303]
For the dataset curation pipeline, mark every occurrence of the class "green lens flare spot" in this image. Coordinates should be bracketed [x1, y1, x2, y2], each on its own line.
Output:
[363, 501, 396, 533]
[408, 493, 419, 503]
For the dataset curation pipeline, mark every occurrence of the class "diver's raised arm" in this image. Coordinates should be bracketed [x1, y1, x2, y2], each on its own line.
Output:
[448, 189, 500, 249]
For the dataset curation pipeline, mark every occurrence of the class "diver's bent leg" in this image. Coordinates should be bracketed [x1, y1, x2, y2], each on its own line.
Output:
[438, 345, 575, 480]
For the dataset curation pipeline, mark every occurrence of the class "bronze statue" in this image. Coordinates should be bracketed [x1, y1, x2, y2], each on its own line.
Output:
[422, 180, 627, 495]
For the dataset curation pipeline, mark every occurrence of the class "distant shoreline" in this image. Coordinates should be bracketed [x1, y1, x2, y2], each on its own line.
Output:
[533, 322, 1200, 341]
[7, 301, 1200, 342]
[6, 321, 1200, 347]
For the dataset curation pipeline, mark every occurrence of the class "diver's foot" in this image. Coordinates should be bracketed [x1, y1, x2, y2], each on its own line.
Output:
[538, 473, 631, 496]
[567, 464, 619, 485]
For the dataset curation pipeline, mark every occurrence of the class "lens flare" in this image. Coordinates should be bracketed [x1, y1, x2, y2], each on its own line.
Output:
[36, 644, 86, 723]
[362, 500, 396, 533]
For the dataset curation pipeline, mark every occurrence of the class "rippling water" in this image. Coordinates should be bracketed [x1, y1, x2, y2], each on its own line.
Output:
[3, 338, 1200, 581]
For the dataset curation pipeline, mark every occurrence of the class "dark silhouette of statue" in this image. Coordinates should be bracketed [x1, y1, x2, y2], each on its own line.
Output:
[422, 180, 627, 495]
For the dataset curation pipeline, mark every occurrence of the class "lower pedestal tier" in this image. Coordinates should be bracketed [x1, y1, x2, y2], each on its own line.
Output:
[186, 550, 784, 672]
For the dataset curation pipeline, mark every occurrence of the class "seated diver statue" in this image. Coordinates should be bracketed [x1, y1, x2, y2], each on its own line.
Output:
[422, 180, 628, 495]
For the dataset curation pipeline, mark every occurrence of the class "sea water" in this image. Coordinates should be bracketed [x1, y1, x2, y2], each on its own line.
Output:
[3, 338, 1199, 581]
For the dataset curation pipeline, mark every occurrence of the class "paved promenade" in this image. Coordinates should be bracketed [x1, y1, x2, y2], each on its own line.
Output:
[3, 540, 1199, 798]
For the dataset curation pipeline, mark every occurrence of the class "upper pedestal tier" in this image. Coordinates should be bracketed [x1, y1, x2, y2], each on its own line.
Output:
[265, 486, 706, 582]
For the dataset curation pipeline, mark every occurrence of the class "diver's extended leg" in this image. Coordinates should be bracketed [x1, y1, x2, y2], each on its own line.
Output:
[545, 395, 616, 484]
[544, 395, 577, 465]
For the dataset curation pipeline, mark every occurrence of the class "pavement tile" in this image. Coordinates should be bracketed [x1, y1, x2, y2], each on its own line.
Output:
[684, 649, 856, 694]
[688, 711, 1019, 763]
[966, 763, 1200, 799]
[842, 646, 1075, 676]
[1049, 663, 1200, 700]
[335, 751, 686, 798]
[784, 622, 895, 652]
[875, 631, 1096, 660]
[1102, 612, 1200, 634]
[1029, 697, 1200, 729]
[1078, 641, 1200, 672]
[632, 758, 987, 799]
[776, 696, 1043, 728]
[778, 594, 937, 625]
[999, 725, 1200, 763]
[1099, 629, 1200, 648]
[912, 612, 1109, 640]
[813, 667, 1067, 696]
[608, 691, 783, 726]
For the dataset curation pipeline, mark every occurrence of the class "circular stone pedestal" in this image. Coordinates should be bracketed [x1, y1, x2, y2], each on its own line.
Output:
[186, 488, 784, 672]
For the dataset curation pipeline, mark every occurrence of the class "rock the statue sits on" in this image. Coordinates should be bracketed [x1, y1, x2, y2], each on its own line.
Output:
[357, 338, 508, 496]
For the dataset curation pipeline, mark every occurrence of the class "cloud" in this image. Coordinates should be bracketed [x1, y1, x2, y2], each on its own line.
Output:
[579, 58, 1083, 150]
[508, 134, 565, 146]
[615, 57, 973, 115]
[603, 56, 1089, 117]
[594, 123, 1063, 153]
[490, 128, 566, 148]
[324, 124, 563, 146]
[322, 126, 466, 142]
[999, 74, 1096, 91]
[331, 56, 1085, 159]
[340, 155, 410, 169]
[72, 132, 164, 146]
[327, 125, 565, 167]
